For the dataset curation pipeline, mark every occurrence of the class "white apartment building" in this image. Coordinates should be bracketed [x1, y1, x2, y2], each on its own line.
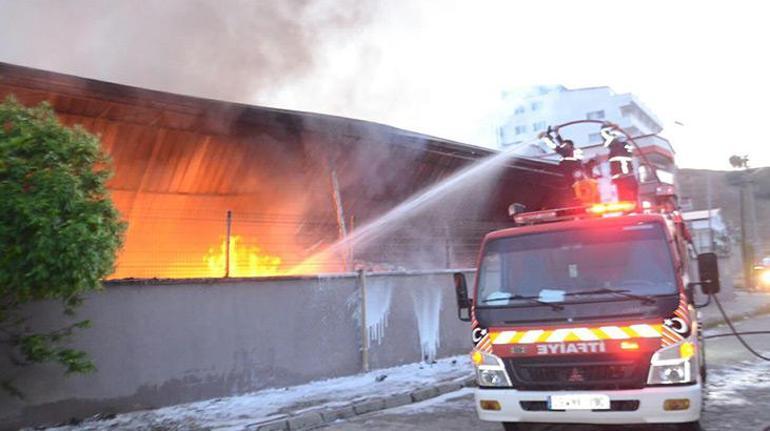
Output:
[498, 86, 676, 172]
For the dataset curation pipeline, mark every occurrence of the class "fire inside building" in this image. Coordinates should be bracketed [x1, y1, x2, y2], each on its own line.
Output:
[0, 62, 572, 280]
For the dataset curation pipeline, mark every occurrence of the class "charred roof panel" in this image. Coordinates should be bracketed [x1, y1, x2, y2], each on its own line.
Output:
[0, 62, 568, 277]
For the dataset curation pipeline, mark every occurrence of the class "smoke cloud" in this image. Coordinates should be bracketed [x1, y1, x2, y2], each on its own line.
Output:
[0, 0, 381, 105]
[0, 0, 506, 147]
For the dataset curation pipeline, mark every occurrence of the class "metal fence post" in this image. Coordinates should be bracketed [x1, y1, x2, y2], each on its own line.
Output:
[225, 210, 232, 278]
[357, 269, 369, 372]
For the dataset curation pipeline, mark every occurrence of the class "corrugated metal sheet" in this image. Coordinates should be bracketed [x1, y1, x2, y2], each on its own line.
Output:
[0, 62, 568, 278]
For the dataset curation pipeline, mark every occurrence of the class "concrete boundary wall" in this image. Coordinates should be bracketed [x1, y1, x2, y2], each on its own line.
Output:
[0, 270, 475, 430]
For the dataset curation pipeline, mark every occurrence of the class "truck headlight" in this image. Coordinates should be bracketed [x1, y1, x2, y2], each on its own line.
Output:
[471, 350, 512, 388]
[478, 368, 510, 387]
[647, 341, 696, 385]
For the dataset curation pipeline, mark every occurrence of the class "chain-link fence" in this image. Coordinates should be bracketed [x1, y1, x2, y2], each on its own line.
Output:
[108, 202, 495, 280]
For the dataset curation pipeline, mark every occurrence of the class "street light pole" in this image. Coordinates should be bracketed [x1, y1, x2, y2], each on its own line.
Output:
[745, 170, 760, 288]
[739, 173, 751, 287]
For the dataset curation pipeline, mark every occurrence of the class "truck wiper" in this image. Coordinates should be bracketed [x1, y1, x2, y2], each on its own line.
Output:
[567, 287, 656, 304]
[480, 294, 564, 311]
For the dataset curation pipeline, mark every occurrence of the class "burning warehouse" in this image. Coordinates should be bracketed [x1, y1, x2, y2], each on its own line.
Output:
[0, 62, 577, 429]
[0, 62, 569, 279]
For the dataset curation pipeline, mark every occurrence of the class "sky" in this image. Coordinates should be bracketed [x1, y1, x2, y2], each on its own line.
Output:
[1, 0, 769, 169]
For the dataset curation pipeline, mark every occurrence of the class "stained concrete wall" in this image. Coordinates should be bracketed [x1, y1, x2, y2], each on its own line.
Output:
[0, 270, 474, 430]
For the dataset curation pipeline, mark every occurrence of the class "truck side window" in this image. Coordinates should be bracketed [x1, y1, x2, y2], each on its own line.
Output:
[480, 251, 504, 301]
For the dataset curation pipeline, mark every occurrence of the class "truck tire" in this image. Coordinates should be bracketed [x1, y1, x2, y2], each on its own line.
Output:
[502, 423, 529, 431]
[677, 421, 703, 431]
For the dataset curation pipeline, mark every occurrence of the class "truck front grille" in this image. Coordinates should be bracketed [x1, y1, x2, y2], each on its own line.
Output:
[505, 353, 652, 390]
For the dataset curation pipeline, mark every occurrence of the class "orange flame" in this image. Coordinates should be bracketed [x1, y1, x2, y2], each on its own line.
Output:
[204, 236, 282, 277]
[104, 192, 343, 279]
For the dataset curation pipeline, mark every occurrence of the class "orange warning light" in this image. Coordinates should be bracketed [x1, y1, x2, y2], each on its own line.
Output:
[620, 341, 640, 350]
[587, 201, 637, 215]
[472, 351, 484, 365]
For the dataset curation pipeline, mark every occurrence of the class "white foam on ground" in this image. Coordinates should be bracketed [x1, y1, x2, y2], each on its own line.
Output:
[40, 355, 471, 431]
[707, 355, 770, 406]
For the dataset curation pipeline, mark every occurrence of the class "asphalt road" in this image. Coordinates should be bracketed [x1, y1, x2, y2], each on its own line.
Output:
[320, 313, 770, 431]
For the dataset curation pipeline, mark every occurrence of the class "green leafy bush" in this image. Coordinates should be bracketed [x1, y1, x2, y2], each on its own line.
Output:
[0, 97, 125, 397]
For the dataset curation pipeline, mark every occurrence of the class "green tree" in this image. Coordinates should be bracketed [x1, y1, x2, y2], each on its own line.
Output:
[0, 97, 125, 397]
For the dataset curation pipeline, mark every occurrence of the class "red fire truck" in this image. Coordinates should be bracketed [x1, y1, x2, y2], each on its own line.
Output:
[453, 121, 722, 430]
[454, 200, 720, 430]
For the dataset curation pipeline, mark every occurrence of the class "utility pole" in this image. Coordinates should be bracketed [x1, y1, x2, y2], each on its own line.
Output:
[731, 155, 756, 289]
[745, 171, 759, 287]
[741, 173, 758, 289]
[739, 173, 751, 287]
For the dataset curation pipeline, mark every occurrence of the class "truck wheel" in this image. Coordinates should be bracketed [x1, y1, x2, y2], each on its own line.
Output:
[502, 423, 530, 431]
[676, 421, 703, 431]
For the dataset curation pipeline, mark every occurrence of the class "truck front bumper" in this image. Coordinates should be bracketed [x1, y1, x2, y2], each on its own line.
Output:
[475, 384, 701, 425]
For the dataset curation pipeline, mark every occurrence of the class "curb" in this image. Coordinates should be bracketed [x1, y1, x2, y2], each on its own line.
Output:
[246, 375, 476, 430]
[702, 300, 770, 330]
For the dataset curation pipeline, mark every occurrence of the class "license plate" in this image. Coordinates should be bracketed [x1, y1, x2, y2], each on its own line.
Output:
[548, 394, 610, 410]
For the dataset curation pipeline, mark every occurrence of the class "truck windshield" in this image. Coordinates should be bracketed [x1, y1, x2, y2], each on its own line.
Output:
[477, 221, 677, 307]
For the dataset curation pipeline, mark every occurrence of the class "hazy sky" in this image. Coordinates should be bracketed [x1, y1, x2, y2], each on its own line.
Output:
[1, 0, 768, 169]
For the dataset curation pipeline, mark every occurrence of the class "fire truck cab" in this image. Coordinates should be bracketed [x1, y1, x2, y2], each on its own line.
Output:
[454, 202, 721, 431]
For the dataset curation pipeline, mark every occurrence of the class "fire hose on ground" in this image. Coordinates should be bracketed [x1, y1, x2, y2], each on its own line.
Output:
[702, 294, 770, 361]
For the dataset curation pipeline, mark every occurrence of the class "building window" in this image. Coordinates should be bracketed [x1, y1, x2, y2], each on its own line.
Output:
[588, 132, 603, 143]
[586, 110, 605, 120]
[620, 105, 634, 117]
[532, 121, 546, 132]
[515, 125, 527, 135]
[514, 106, 525, 115]
[530, 101, 543, 111]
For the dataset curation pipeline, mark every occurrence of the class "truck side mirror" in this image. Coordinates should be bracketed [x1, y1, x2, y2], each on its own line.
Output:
[697, 252, 721, 295]
[454, 272, 472, 322]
